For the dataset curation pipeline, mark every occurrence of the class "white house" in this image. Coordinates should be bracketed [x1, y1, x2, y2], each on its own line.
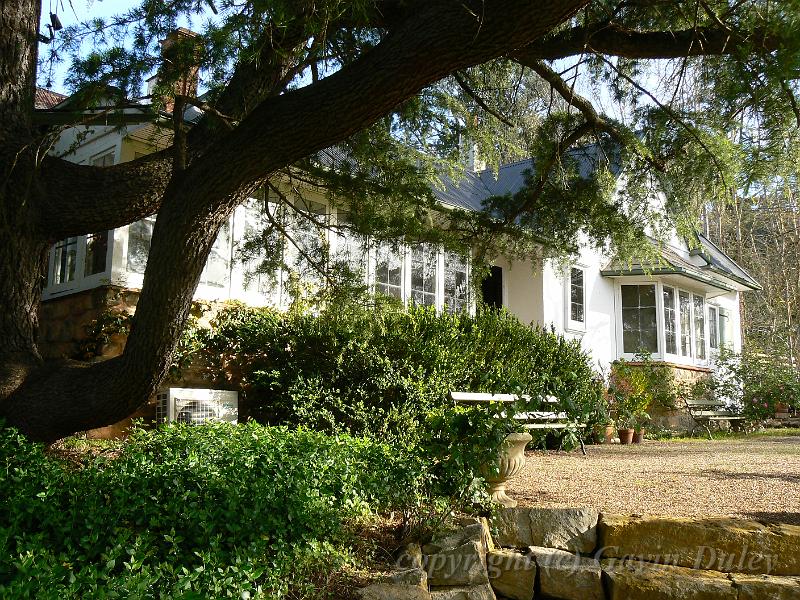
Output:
[35, 88, 759, 381]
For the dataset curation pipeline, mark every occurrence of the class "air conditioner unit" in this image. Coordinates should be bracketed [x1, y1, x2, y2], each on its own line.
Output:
[155, 388, 238, 425]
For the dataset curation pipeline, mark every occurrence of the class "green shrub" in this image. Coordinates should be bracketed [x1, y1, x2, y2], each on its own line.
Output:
[0, 421, 429, 598]
[694, 350, 800, 422]
[186, 303, 602, 443]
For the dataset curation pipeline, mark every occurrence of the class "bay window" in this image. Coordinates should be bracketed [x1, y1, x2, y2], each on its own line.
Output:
[374, 242, 403, 299]
[52, 237, 78, 285]
[619, 282, 713, 365]
[708, 306, 719, 351]
[663, 286, 677, 354]
[694, 295, 706, 360]
[621, 284, 658, 353]
[444, 251, 469, 313]
[679, 291, 692, 357]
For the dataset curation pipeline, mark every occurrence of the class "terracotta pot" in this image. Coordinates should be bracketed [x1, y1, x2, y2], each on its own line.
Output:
[603, 425, 615, 444]
[632, 430, 645, 444]
[485, 432, 532, 507]
[618, 428, 634, 445]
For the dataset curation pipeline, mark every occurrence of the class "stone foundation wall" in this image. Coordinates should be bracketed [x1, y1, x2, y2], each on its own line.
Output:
[39, 286, 139, 360]
[359, 508, 800, 599]
[39, 287, 229, 439]
[621, 361, 713, 433]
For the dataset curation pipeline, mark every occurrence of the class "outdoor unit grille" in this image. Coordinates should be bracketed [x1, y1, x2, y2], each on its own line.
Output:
[155, 388, 238, 425]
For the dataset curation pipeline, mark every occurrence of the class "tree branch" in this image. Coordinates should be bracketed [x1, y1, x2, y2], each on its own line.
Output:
[453, 71, 516, 128]
[514, 22, 784, 62]
[181, 0, 590, 222]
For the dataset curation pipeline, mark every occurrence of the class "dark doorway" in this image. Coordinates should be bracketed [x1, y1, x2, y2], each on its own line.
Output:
[481, 265, 503, 309]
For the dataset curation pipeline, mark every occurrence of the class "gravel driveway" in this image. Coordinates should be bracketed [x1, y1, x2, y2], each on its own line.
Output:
[507, 433, 800, 524]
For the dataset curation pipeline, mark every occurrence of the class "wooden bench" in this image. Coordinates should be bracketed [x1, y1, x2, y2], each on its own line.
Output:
[449, 391, 586, 455]
[685, 398, 746, 439]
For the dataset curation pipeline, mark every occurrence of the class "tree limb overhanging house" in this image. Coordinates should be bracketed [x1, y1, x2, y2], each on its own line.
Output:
[34, 53, 760, 435]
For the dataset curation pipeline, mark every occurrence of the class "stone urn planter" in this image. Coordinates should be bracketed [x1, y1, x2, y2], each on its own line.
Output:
[485, 432, 532, 507]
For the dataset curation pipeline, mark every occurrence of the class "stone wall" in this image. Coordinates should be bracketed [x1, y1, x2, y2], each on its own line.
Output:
[40, 286, 139, 360]
[39, 286, 225, 439]
[620, 361, 712, 432]
[359, 508, 800, 599]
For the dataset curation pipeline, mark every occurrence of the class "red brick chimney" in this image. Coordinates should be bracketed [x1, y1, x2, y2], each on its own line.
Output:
[157, 27, 200, 114]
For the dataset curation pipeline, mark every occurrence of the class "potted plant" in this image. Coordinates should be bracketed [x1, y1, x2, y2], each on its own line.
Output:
[632, 409, 650, 443]
[609, 362, 652, 446]
[603, 418, 616, 444]
[616, 413, 635, 444]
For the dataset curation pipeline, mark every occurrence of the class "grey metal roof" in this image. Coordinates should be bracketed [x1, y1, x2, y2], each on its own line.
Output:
[433, 143, 622, 210]
[695, 232, 761, 290]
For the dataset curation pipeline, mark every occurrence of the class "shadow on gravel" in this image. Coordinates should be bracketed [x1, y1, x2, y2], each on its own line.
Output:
[699, 469, 800, 484]
[741, 511, 800, 525]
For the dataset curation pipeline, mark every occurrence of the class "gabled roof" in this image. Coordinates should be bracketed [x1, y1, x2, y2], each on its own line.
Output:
[693, 232, 761, 290]
[437, 146, 759, 293]
[600, 235, 761, 293]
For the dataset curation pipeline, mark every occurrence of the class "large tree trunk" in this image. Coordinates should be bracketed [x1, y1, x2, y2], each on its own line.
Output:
[0, 0, 47, 397]
[0, 0, 590, 442]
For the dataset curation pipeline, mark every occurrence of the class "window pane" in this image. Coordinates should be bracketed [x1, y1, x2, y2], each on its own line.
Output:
[570, 267, 585, 323]
[241, 201, 280, 301]
[620, 284, 657, 353]
[444, 251, 469, 313]
[201, 221, 231, 288]
[334, 213, 368, 281]
[127, 217, 155, 274]
[709, 306, 719, 350]
[410, 244, 437, 307]
[52, 237, 78, 285]
[92, 152, 114, 167]
[285, 200, 327, 282]
[84, 231, 109, 276]
[694, 295, 706, 359]
[718, 308, 731, 348]
[375, 242, 403, 299]
[679, 290, 692, 357]
[663, 286, 677, 354]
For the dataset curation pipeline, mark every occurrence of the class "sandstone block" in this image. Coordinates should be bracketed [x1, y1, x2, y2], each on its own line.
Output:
[528, 545, 603, 600]
[357, 583, 431, 600]
[426, 518, 493, 555]
[389, 568, 428, 587]
[492, 507, 598, 553]
[426, 541, 489, 586]
[731, 573, 800, 600]
[486, 549, 535, 600]
[602, 559, 737, 600]
[599, 514, 800, 575]
[398, 543, 424, 570]
[430, 583, 496, 600]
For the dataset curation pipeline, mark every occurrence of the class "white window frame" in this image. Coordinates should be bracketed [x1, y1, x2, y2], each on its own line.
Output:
[564, 265, 587, 333]
[44, 232, 114, 298]
[708, 304, 720, 353]
[615, 279, 710, 367]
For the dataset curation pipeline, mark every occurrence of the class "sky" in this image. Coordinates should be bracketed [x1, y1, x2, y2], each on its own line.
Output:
[38, 0, 190, 94]
[37, 1, 641, 124]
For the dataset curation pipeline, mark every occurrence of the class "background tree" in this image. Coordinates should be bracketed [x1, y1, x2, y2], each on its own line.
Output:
[708, 189, 800, 366]
[1, 0, 798, 441]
